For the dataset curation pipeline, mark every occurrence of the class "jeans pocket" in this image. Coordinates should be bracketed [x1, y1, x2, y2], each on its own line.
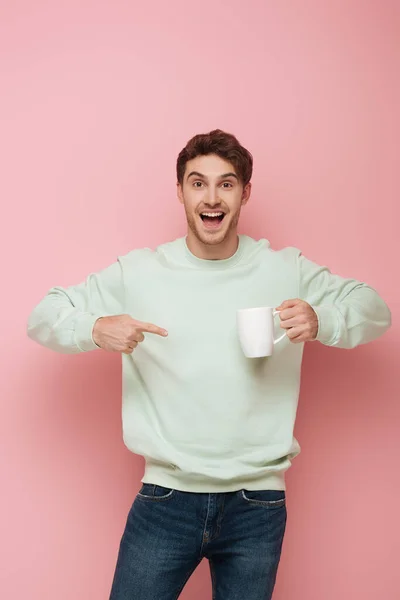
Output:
[241, 489, 286, 508]
[137, 483, 176, 501]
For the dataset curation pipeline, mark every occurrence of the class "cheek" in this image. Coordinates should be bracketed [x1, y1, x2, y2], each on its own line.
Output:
[183, 197, 200, 217]
[185, 191, 204, 210]
[225, 194, 244, 212]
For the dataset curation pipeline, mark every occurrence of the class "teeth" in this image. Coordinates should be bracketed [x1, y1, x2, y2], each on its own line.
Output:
[201, 212, 223, 217]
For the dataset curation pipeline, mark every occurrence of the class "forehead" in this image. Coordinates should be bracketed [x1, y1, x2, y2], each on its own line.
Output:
[184, 154, 237, 179]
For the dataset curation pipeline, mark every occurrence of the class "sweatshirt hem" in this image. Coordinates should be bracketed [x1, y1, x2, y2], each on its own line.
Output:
[141, 460, 287, 493]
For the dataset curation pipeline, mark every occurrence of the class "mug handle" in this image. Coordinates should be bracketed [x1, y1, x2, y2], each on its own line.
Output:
[272, 310, 286, 345]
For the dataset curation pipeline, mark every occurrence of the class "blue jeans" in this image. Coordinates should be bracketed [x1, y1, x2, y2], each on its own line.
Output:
[109, 483, 287, 599]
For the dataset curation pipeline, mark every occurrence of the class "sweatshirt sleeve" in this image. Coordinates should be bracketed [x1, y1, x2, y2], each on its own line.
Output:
[27, 257, 125, 354]
[297, 252, 391, 349]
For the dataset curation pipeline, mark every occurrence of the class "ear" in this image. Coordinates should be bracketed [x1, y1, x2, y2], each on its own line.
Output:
[177, 181, 184, 205]
[241, 182, 252, 206]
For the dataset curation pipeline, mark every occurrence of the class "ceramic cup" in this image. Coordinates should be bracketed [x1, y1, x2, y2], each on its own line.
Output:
[237, 306, 286, 358]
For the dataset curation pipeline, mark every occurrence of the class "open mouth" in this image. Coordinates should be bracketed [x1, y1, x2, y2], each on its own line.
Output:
[200, 211, 225, 229]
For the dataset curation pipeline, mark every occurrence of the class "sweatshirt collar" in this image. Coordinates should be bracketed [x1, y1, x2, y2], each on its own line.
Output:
[183, 235, 245, 269]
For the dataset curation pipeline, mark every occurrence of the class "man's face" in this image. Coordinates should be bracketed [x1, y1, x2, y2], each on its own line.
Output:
[177, 154, 251, 246]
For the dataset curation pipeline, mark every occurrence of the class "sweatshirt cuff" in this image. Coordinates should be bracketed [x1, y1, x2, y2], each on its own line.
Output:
[312, 305, 340, 346]
[74, 313, 103, 352]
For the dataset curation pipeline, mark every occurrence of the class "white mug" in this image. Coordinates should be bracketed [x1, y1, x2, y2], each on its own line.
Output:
[237, 307, 286, 358]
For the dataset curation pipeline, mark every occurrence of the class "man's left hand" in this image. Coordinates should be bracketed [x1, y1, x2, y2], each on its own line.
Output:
[275, 299, 319, 343]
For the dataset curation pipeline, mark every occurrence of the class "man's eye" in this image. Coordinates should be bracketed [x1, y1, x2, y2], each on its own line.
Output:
[193, 181, 203, 188]
[222, 182, 233, 188]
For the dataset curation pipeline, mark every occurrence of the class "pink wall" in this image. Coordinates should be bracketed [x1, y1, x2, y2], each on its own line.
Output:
[1, 1, 398, 598]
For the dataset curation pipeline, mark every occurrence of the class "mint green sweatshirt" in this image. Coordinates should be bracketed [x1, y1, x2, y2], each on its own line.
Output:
[27, 235, 391, 492]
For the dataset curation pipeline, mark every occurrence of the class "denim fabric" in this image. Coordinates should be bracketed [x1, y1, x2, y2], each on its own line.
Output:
[109, 483, 287, 599]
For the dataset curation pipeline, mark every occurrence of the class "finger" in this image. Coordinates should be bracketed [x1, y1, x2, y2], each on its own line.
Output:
[286, 326, 303, 341]
[124, 341, 138, 353]
[278, 307, 302, 321]
[122, 347, 134, 355]
[276, 299, 301, 311]
[280, 317, 302, 329]
[132, 332, 145, 343]
[136, 321, 168, 337]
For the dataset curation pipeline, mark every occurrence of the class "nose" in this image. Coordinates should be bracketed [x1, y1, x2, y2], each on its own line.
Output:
[205, 188, 220, 207]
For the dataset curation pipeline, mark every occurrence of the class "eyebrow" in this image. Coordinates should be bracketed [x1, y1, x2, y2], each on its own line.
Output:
[186, 171, 239, 181]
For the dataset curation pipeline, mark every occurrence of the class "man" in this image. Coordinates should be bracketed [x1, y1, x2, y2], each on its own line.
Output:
[27, 129, 391, 600]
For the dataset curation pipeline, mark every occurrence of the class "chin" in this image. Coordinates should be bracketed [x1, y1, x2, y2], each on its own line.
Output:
[195, 227, 229, 246]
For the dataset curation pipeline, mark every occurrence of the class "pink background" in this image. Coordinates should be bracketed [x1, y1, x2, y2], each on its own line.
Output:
[1, 1, 399, 598]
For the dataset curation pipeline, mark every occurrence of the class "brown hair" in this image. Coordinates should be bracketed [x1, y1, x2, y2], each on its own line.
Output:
[176, 129, 253, 186]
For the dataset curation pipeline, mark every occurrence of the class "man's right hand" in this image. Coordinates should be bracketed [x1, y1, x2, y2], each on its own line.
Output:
[92, 314, 168, 354]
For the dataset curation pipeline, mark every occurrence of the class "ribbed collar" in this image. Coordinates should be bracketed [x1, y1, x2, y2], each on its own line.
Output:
[182, 235, 246, 269]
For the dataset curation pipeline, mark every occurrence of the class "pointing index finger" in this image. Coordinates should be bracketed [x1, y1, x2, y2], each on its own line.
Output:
[137, 321, 168, 337]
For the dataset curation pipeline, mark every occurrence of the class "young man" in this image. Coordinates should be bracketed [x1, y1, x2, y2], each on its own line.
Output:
[27, 129, 391, 600]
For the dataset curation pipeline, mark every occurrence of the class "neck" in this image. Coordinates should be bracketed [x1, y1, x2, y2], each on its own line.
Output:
[186, 229, 239, 260]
